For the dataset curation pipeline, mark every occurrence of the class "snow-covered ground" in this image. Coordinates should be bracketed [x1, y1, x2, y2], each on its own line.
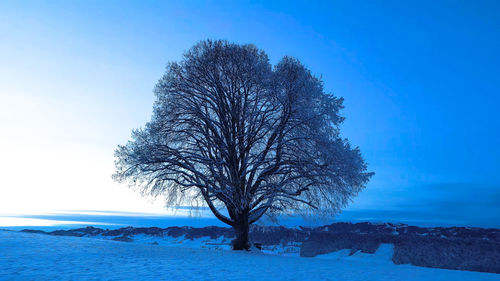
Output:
[0, 230, 498, 281]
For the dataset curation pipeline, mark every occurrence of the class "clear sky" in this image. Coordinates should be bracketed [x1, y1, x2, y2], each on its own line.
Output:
[0, 1, 499, 226]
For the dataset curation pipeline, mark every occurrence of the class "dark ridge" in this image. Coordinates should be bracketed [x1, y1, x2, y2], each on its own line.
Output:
[20, 229, 47, 234]
[19, 222, 500, 273]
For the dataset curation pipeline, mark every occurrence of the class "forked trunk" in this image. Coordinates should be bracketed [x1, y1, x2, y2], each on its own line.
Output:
[232, 214, 250, 250]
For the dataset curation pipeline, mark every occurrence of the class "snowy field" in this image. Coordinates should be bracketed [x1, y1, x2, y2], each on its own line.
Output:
[1, 230, 498, 281]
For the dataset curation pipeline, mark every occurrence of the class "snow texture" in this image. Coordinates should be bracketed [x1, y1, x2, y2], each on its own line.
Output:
[1, 230, 498, 281]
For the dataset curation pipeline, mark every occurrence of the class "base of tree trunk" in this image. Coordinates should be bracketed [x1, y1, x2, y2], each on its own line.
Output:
[232, 218, 250, 250]
[232, 237, 250, 250]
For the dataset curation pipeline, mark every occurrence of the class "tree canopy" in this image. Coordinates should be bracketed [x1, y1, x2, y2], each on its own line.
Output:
[113, 40, 373, 249]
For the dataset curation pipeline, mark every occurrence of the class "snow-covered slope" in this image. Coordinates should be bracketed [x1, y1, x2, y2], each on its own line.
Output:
[0, 230, 498, 281]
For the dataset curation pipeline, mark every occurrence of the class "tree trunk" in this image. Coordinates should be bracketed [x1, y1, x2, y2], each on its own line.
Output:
[232, 214, 250, 250]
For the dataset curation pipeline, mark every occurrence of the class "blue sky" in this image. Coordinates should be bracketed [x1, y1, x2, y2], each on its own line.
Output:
[0, 1, 498, 226]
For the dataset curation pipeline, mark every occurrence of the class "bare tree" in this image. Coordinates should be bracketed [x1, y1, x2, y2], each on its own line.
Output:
[113, 40, 373, 250]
